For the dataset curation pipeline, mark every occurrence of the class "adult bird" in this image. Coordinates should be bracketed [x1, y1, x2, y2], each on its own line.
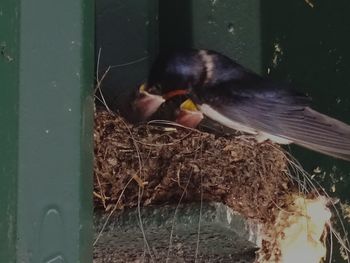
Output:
[133, 49, 350, 161]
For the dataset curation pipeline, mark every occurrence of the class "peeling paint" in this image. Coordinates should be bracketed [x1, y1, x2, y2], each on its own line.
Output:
[227, 22, 235, 34]
[210, 0, 219, 6]
[305, 0, 315, 8]
[272, 42, 283, 68]
[1, 43, 14, 62]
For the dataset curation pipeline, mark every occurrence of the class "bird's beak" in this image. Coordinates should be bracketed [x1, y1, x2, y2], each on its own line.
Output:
[134, 84, 192, 121]
[133, 84, 165, 120]
[175, 99, 204, 128]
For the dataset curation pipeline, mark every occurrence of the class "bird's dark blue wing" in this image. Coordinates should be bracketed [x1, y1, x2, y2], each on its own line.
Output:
[197, 80, 350, 161]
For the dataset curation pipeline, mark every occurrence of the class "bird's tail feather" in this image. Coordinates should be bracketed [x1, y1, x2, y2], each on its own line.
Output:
[277, 107, 350, 161]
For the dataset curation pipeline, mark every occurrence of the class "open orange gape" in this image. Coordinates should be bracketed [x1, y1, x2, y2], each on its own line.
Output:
[94, 109, 334, 263]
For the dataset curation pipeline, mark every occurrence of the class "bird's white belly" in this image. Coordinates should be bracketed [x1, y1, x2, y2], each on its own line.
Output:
[198, 104, 258, 134]
[198, 104, 292, 145]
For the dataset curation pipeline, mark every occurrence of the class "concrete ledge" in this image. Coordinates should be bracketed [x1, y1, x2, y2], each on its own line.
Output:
[94, 202, 258, 262]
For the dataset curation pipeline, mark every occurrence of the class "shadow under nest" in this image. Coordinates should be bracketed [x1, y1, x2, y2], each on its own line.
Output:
[94, 109, 299, 224]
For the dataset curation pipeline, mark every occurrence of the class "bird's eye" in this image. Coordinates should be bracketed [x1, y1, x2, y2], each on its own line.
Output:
[148, 84, 162, 94]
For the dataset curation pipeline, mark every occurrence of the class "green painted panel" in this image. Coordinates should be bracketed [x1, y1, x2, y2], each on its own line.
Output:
[95, 0, 158, 119]
[15, 0, 94, 262]
[262, 1, 350, 188]
[159, 0, 262, 72]
[191, 0, 261, 72]
[0, 1, 19, 262]
[159, 0, 192, 51]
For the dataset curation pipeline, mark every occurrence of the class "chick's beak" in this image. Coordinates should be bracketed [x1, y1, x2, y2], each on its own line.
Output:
[176, 99, 204, 128]
[133, 84, 165, 120]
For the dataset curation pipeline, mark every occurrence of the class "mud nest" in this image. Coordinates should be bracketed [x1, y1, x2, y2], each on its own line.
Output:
[94, 109, 299, 223]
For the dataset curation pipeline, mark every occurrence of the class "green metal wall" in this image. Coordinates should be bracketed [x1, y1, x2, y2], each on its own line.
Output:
[1, 0, 349, 262]
[0, 0, 94, 262]
[95, 0, 158, 120]
[159, 0, 261, 72]
[0, 1, 19, 262]
[262, 1, 350, 194]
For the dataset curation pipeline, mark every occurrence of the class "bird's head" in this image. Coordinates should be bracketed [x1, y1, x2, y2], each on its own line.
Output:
[133, 82, 192, 121]
[134, 50, 203, 120]
[132, 49, 204, 120]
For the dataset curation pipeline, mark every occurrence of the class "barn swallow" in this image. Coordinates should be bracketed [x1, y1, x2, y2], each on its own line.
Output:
[133, 49, 350, 161]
